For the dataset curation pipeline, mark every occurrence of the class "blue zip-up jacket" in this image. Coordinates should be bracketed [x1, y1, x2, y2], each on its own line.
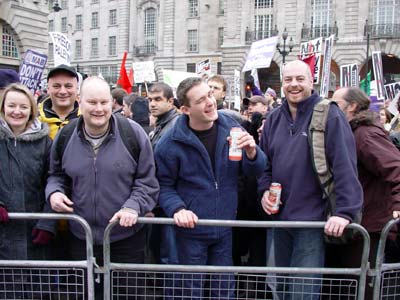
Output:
[258, 92, 363, 222]
[155, 112, 267, 238]
[46, 115, 159, 244]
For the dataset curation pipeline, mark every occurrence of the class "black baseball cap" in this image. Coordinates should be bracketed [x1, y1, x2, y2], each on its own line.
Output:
[47, 64, 78, 81]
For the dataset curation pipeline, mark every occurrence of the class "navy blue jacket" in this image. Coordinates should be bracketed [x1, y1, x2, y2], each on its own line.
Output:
[258, 92, 363, 222]
[46, 115, 159, 244]
[155, 112, 267, 238]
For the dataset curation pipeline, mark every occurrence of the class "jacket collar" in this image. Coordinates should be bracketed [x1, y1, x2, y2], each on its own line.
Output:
[0, 118, 49, 141]
[156, 109, 179, 127]
[281, 91, 321, 119]
[40, 97, 80, 120]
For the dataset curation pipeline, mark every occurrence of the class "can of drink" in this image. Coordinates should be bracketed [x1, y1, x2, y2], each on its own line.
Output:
[229, 127, 242, 161]
[269, 183, 282, 214]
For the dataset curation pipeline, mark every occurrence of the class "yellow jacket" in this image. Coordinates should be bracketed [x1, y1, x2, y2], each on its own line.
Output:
[38, 97, 81, 139]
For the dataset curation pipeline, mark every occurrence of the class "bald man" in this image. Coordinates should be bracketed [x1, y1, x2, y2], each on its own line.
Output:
[258, 60, 362, 299]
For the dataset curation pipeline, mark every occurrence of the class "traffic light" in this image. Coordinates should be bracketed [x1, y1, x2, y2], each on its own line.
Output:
[245, 84, 252, 98]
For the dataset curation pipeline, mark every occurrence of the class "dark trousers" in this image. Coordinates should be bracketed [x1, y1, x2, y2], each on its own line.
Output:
[69, 229, 146, 299]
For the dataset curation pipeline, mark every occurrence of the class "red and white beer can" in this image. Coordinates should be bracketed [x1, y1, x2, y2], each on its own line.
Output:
[229, 127, 242, 161]
[269, 182, 282, 214]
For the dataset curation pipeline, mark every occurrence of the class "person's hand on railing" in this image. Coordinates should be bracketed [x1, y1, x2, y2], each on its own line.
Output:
[0, 206, 9, 223]
[109, 208, 138, 227]
[32, 228, 54, 245]
[49, 192, 74, 213]
[393, 211, 400, 219]
[324, 216, 350, 237]
[173, 209, 198, 228]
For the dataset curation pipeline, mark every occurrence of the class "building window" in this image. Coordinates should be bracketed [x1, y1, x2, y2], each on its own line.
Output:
[61, 17, 68, 32]
[91, 38, 99, 57]
[48, 43, 54, 60]
[2, 26, 19, 58]
[217, 62, 222, 74]
[187, 29, 198, 52]
[49, 20, 54, 32]
[92, 12, 99, 28]
[254, 15, 274, 39]
[255, 0, 274, 8]
[76, 0, 82, 7]
[188, 0, 199, 17]
[370, 0, 400, 35]
[218, 0, 225, 14]
[75, 40, 82, 59]
[76, 15, 83, 31]
[144, 8, 156, 53]
[109, 36, 116, 56]
[61, 0, 68, 9]
[109, 9, 117, 25]
[310, 0, 334, 37]
[187, 63, 196, 73]
[218, 27, 224, 47]
[92, 0, 99, 3]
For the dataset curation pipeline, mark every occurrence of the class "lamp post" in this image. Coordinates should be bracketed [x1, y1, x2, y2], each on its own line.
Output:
[276, 28, 294, 64]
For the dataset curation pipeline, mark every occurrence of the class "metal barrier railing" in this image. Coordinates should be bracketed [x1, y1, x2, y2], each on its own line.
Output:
[0, 213, 95, 299]
[103, 218, 370, 300]
[373, 218, 400, 300]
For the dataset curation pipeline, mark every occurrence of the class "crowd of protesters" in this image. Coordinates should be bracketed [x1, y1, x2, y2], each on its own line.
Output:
[0, 60, 399, 300]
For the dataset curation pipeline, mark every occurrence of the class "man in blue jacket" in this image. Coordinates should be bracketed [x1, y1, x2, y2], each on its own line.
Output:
[154, 77, 266, 299]
[259, 60, 363, 299]
[46, 76, 159, 298]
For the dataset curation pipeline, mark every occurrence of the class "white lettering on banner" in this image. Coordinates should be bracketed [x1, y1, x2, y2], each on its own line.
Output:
[320, 35, 335, 98]
[384, 82, 400, 101]
[18, 49, 48, 93]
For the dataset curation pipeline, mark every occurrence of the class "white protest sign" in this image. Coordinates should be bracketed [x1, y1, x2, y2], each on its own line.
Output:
[320, 35, 335, 98]
[384, 81, 400, 101]
[49, 32, 71, 66]
[300, 37, 323, 84]
[242, 36, 278, 72]
[162, 69, 199, 96]
[340, 64, 359, 87]
[196, 58, 211, 76]
[132, 61, 156, 83]
[372, 51, 385, 101]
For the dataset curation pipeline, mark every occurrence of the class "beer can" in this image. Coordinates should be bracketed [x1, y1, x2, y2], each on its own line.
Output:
[229, 127, 242, 161]
[269, 182, 282, 214]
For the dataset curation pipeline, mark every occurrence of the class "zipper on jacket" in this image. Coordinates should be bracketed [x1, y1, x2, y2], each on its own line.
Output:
[93, 152, 98, 243]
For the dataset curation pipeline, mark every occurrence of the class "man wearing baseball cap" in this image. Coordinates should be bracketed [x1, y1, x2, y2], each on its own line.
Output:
[243, 95, 269, 119]
[38, 64, 80, 139]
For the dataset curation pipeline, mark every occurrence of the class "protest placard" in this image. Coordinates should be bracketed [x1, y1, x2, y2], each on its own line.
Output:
[242, 36, 278, 72]
[18, 49, 47, 93]
[132, 61, 156, 83]
[49, 32, 71, 66]
[320, 35, 335, 97]
[372, 51, 385, 101]
[299, 37, 323, 84]
[340, 64, 359, 87]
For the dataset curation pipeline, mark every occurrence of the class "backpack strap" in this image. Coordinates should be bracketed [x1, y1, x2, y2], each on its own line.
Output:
[308, 98, 335, 201]
[115, 114, 140, 162]
[55, 118, 79, 160]
[55, 114, 140, 163]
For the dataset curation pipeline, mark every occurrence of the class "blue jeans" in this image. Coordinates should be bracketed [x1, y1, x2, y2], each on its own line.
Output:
[175, 231, 235, 300]
[273, 228, 325, 300]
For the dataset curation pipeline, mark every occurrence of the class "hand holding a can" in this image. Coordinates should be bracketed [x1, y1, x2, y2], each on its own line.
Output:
[173, 208, 198, 228]
[228, 128, 257, 161]
[261, 183, 282, 215]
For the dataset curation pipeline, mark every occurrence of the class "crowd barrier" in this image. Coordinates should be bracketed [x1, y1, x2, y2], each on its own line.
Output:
[0, 214, 399, 299]
[0, 213, 94, 299]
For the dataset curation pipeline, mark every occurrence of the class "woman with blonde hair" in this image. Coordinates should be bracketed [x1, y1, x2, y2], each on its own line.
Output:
[0, 83, 55, 260]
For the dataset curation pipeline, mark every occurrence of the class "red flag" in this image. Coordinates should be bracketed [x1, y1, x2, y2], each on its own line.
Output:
[299, 54, 316, 79]
[117, 51, 132, 93]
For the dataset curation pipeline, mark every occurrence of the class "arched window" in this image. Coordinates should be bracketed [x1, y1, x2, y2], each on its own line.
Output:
[2, 25, 19, 58]
[144, 8, 156, 54]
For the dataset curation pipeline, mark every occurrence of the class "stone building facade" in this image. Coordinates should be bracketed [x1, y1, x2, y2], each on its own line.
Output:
[0, 0, 49, 70]
[5, 0, 400, 100]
